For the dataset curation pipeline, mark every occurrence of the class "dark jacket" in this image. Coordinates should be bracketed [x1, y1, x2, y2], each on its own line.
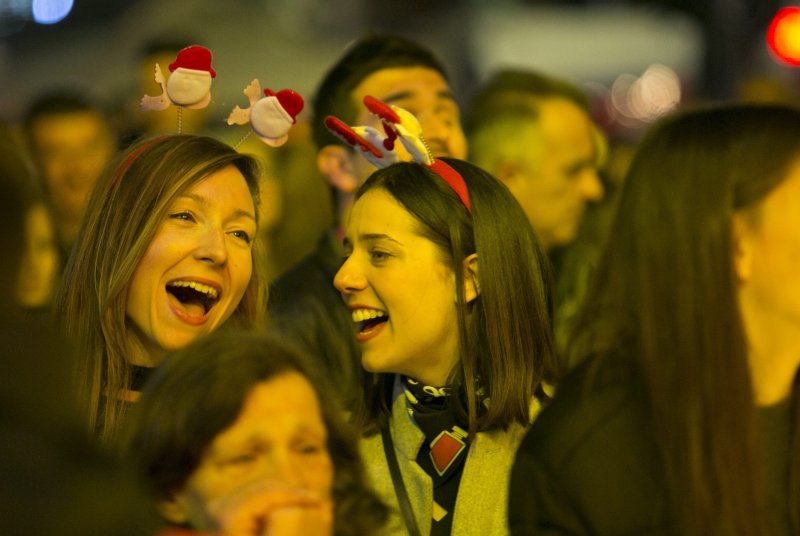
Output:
[267, 230, 362, 407]
[508, 358, 672, 535]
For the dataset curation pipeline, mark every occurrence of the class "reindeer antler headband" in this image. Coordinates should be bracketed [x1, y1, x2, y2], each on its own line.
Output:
[324, 96, 471, 212]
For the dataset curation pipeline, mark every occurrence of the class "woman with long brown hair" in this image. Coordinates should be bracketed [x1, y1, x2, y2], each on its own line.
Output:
[510, 104, 800, 535]
[334, 157, 556, 535]
[54, 134, 266, 442]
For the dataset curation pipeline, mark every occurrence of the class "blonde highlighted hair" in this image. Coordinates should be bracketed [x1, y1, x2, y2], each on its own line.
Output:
[54, 135, 265, 442]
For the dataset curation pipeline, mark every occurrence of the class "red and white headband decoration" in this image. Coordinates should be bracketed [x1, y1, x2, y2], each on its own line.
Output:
[141, 45, 216, 114]
[226, 79, 304, 147]
[324, 96, 471, 212]
[140, 45, 305, 146]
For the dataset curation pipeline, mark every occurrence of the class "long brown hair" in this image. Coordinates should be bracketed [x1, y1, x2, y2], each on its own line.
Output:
[54, 135, 265, 442]
[354, 159, 556, 437]
[569, 104, 800, 535]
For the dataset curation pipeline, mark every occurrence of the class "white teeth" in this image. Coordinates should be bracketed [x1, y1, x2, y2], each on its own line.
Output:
[169, 280, 219, 300]
[351, 309, 387, 323]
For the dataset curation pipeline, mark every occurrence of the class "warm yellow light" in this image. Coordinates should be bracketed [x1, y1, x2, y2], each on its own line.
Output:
[768, 7, 800, 66]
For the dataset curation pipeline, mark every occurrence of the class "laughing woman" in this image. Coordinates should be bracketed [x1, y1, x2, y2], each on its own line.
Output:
[54, 135, 265, 442]
[333, 158, 556, 535]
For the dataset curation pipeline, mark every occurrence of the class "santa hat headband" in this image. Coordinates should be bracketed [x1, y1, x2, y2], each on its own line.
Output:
[169, 45, 216, 77]
[324, 96, 471, 213]
[139, 43, 305, 146]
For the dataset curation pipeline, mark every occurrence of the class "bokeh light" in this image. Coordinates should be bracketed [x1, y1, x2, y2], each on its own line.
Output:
[767, 7, 800, 67]
[608, 64, 681, 128]
[31, 0, 73, 25]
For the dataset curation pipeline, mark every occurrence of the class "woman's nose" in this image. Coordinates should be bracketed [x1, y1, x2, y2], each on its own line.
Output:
[255, 450, 304, 488]
[333, 256, 366, 295]
[579, 169, 604, 202]
[194, 228, 228, 266]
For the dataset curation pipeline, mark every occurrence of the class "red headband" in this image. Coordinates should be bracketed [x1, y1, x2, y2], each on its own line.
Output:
[110, 136, 168, 189]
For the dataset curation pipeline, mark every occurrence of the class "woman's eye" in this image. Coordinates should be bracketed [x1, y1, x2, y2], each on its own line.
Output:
[369, 249, 390, 261]
[231, 230, 252, 244]
[224, 453, 257, 466]
[296, 442, 324, 455]
[169, 211, 195, 223]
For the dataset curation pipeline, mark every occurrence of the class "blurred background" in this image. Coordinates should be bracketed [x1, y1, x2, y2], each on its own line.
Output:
[2, 0, 799, 275]
[3, 0, 799, 125]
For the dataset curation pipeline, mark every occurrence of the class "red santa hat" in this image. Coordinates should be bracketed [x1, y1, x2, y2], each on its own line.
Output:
[169, 45, 216, 78]
[263, 88, 304, 122]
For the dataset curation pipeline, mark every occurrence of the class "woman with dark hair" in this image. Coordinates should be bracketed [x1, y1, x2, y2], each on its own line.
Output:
[122, 330, 387, 536]
[54, 135, 266, 442]
[334, 157, 556, 535]
[509, 104, 800, 535]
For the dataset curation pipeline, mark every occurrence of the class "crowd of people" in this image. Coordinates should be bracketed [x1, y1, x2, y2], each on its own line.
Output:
[1, 32, 799, 536]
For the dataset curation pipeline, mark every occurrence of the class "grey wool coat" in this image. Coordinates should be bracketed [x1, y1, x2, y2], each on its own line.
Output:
[360, 393, 542, 536]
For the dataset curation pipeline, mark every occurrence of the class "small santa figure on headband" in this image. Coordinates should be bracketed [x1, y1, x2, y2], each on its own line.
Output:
[141, 45, 216, 111]
[227, 80, 304, 146]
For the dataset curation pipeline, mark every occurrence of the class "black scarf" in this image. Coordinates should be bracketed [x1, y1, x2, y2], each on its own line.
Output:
[402, 376, 473, 536]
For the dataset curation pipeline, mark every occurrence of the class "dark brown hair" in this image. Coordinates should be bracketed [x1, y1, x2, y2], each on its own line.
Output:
[569, 104, 800, 535]
[354, 159, 556, 437]
[121, 330, 387, 536]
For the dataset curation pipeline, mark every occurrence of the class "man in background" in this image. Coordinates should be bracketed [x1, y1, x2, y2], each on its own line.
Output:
[467, 69, 609, 352]
[268, 33, 467, 407]
[23, 90, 117, 254]
[466, 69, 604, 253]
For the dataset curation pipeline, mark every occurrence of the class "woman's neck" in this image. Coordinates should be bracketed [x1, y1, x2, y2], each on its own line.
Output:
[407, 356, 458, 388]
[741, 302, 800, 406]
[124, 329, 165, 368]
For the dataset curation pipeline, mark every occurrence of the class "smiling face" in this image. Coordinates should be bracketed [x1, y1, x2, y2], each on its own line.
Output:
[333, 188, 461, 386]
[125, 165, 256, 364]
[168, 372, 334, 530]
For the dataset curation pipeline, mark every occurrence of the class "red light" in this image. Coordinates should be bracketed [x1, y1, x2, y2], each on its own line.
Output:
[767, 7, 800, 67]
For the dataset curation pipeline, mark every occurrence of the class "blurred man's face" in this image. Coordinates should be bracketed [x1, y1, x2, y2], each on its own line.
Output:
[350, 66, 467, 184]
[29, 111, 116, 239]
[510, 98, 603, 251]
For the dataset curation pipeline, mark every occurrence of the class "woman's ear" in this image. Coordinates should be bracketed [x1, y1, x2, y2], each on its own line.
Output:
[158, 492, 190, 525]
[462, 253, 480, 303]
[317, 145, 359, 194]
[732, 213, 754, 283]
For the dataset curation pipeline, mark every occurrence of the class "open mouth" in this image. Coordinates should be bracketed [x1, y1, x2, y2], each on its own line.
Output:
[166, 280, 220, 317]
[352, 308, 388, 335]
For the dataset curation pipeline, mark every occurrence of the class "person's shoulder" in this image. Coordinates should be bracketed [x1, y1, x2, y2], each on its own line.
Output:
[520, 356, 649, 469]
[510, 357, 668, 534]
